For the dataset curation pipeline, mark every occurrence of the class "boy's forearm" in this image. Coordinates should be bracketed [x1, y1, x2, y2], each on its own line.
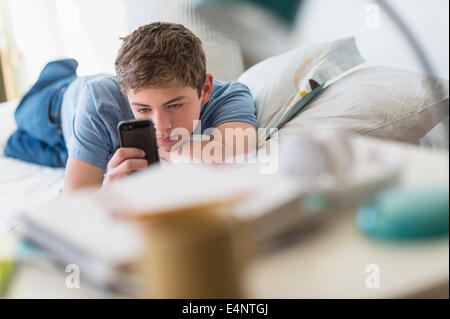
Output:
[164, 124, 258, 164]
[64, 157, 105, 193]
[167, 139, 233, 164]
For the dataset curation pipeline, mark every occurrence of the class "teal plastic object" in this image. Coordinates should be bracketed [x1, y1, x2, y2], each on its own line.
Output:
[356, 187, 449, 240]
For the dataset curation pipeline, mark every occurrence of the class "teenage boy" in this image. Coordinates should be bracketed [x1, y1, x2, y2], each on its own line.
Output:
[4, 22, 257, 192]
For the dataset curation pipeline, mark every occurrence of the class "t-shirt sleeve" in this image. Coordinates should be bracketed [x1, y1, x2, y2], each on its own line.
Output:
[209, 81, 257, 128]
[67, 82, 113, 170]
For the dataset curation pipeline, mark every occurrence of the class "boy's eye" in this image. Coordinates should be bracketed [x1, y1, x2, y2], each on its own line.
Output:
[167, 104, 182, 109]
[137, 108, 151, 114]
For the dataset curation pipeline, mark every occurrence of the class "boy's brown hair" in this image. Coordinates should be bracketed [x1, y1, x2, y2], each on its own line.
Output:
[115, 22, 206, 96]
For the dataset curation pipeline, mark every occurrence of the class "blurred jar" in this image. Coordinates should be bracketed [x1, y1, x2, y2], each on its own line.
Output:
[136, 204, 252, 298]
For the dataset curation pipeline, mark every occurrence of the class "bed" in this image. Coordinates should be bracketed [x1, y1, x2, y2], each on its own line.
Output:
[0, 36, 448, 236]
[0, 93, 448, 235]
[0, 100, 65, 234]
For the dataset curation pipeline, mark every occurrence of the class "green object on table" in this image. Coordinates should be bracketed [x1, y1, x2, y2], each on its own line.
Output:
[356, 186, 449, 240]
[0, 260, 15, 296]
[0, 236, 18, 297]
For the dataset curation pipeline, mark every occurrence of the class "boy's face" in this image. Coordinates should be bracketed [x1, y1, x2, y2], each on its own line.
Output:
[126, 74, 213, 153]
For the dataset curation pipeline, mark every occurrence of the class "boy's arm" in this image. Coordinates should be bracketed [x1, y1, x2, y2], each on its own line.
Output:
[64, 147, 148, 193]
[64, 157, 105, 192]
[162, 121, 258, 163]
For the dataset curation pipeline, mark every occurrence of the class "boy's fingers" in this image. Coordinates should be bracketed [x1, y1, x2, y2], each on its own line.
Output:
[117, 158, 148, 175]
[106, 159, 148, 181]
[108, 147, 145, 169]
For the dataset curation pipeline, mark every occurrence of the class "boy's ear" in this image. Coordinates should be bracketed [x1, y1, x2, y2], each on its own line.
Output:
[200, 73, 213, 104]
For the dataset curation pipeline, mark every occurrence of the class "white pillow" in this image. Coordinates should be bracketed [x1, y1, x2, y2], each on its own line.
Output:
[278, 66, 449, 144]
[238, 37, 365, 145]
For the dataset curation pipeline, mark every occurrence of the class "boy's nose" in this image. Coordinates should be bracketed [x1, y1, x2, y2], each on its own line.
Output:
[152, 110, 172, 136]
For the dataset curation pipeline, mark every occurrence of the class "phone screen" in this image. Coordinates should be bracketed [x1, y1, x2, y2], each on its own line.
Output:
[118, 119, 160, 166]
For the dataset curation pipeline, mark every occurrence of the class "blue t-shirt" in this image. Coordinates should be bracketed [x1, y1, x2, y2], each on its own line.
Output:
[61, 75, 257, 170]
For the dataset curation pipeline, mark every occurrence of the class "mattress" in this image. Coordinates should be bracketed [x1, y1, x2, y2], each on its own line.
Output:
[0, 100, 65, 234]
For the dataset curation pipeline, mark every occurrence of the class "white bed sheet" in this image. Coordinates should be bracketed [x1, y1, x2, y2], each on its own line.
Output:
[0, 100, 64, 234]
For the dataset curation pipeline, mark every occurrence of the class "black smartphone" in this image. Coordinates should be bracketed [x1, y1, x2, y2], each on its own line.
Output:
[118, 119, 160, 166]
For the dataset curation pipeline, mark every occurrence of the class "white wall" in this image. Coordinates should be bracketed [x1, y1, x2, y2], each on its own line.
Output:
[291, 0, 449, 79]
[6, 0, 128, 95]
[124, 0, 246, 82]
[5, 0, 449, 97]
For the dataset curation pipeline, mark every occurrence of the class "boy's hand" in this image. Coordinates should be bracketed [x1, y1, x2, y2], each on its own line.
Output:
[104, 147, 147, 184]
